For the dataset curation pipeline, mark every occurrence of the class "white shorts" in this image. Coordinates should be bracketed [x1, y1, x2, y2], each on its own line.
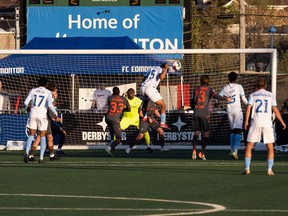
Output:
[227, 111, 243, 129]
[26, 117, 48, 131]
[247, 126, 275, 144]
[140, 85, 162, 102]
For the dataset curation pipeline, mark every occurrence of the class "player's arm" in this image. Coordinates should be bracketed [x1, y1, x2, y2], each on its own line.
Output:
[159, 63, 169, 80]
[47, 92, 59, 119]
[122, 98, 131, 112]
[24, 90, 33, 112]
[213, 92, 232, 102]
[91, 99, 96, 109]
[154, 109, 161, 118]
[272, 106, 286, 130]
[244, 104, 252, 130]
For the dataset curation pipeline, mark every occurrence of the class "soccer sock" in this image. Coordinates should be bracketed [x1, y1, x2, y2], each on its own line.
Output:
[111, 139, 120, 151]
[160, 113, 166, 124]
[234, 133, 241, 152]
[144, 132, 150, 146]
[159, 135, 165, 147]
[25, 136, 34, 155]
[230, 133, 235, 152]
[268, 159, 274, 170]
[39, 137, 47, 160]
[244, 157, 251, 170]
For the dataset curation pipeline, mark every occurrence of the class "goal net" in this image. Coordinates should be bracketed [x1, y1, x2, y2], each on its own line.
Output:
[0, 48, 277, 150]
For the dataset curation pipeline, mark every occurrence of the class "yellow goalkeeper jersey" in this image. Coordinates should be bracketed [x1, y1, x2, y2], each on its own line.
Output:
[123, 96, 142, 119]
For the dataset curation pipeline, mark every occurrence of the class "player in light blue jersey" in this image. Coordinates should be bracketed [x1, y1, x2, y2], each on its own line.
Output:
[140, 63, 170, 129]
[243, 78, 286, 176]
[220, 72, 248, 160]
[24, 77, 60, 163]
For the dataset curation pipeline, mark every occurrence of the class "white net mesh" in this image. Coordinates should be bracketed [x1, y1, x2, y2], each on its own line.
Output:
[0, 49, 276, 148]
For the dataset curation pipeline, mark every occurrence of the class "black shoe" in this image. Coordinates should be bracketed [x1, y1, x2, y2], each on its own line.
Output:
[28, 156, 36, 162]
[23, 154, 29, 163]
[38, 159, 44, 164]
[146, 147, 153, 153]
[50, 155, 59, 161]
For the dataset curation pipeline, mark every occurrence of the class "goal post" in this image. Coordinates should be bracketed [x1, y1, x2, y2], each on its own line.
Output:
[0, 48, 278, 150]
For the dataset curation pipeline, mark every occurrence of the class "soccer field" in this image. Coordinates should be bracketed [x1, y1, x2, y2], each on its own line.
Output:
[0, 149, 287, 216]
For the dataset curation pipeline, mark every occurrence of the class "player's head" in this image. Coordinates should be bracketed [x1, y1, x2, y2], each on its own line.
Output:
[38, 77, 48, 87]
[127, 88, 135, 99]
[112, 86, 120, 95]
[228, 71, 238, 83]
[256, 77, 267, 89]
[200, 75, 210, 86]
[48, 83, 58, 99]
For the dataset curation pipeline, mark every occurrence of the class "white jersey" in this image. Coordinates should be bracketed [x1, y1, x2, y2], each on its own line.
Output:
[92, 89, 111, 110]
[24, 86, 57, 119]
[141, 66, 163, 88]
[220, 83, 246, 113]
[248, 89, 276, 128]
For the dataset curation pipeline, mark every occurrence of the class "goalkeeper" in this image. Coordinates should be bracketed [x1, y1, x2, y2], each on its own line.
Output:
[120, 88, 152, 152]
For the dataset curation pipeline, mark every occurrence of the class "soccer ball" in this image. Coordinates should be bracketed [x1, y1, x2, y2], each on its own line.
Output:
[172, 61, 182, 71]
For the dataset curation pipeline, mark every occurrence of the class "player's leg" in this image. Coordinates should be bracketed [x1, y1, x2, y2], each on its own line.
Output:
[39, 130, 47, 163]
[197, 117, 210, 160]
[232, 112, 244, 159]
[227, 112, 235, 153]
[191, 116, 200, 160]
[24, 117, 37, 163]
[28, 134, 40, 161]
[263, 127, 276, 176]
[144, 132, 152, 152]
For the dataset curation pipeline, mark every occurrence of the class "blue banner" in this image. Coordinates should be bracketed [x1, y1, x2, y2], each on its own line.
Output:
[27, 6, 183, 50]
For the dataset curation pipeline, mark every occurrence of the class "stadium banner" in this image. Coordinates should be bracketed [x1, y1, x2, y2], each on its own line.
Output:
[27, 6, 183, 50]
[2, 113, 288, 147]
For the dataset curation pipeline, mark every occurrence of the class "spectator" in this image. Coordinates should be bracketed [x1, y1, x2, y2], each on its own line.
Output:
[219, 72, 248, 160]
[0, 79, 10, 113]
[91, 83, 111, 112]
[243, 78, 286, 176]
[191, 75, 231, 160]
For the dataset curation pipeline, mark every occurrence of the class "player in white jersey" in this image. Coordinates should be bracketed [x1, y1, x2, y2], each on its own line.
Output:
[23, 77, 59, 163]
[140, 63, 169, 129]
[220, 72, 248, 160]
[243, 78, 286, 176]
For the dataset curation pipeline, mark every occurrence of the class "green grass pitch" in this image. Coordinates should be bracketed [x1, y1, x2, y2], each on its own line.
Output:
[0, 149, 288, 216]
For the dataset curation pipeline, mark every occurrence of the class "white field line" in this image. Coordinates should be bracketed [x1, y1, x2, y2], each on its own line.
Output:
[0, 193, 225, 216]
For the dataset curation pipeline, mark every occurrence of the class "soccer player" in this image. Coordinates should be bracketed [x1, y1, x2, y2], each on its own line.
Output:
[120, 88, 152, 152]
[219, 72, 248, 160]
[125, 99, 168, 154]
[243, 77, 286, 176]
[91, 83, 111, 112]
[191, 75, 231, 160]
[105, 86, 130, 157]
[140, 63, 169, 129]
[28, 83, 63, 161]
[280, 99, 288, 114]
[24, 77, 60, 163]
[0, 79, 11, 113]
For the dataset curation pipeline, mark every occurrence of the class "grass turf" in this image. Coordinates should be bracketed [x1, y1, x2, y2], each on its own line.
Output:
[0, 149, 288, 216]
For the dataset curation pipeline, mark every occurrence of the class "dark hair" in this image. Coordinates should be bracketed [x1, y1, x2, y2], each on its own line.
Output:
[257, 77, 266, 89]
[38, 77, 48, 87]
[112, 86, 120, 95]
[200, 75, 210, 86]
[48, 83, 57, 91]
[228, 71, 238, 82]
[127, 88, 135, 94]
[160, 63, 167, 68]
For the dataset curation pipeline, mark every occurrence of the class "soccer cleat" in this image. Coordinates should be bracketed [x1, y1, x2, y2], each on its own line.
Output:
[125, 147, 131, 155]
[231, 152, 238, 160]
[160, 123, 171, 130]
[28, 156, 36, 162]
[198, 152, 206, 160]
[146, 146, 153, 153]
[192, 150, 197, 160]
[267, 170, 275, 176]
[38, 159, 44, 164]
[105, 146, 113, 157]
[50, 155, 59, 161]
[23, 154, 29, 163]
[160, 147, 170, 152]
[242, 169, 250, 175]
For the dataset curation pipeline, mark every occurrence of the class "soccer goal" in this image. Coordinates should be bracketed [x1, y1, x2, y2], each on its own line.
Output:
[0, 48, 277, 149]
